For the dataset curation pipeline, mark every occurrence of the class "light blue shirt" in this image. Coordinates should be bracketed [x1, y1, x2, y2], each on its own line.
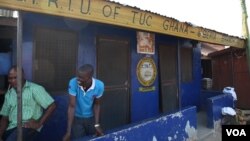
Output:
[68, 77, 104, 118]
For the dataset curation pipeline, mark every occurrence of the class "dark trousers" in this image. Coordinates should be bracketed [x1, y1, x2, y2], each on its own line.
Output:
[3, 127, 39, 141]
[71, 116, 95, 140]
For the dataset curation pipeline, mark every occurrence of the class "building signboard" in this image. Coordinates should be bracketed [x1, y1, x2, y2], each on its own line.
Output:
[0, 0, 245, 48]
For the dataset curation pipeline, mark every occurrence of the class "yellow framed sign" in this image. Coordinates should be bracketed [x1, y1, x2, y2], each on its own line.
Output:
[136, 57, 157, 86]
[0, 0, 245, 48]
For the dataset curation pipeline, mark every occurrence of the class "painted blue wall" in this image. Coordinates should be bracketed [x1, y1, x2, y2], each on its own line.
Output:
[36, 95, 197, 141]
[22, 12, 202, 123]
[207, 94, 234, 128]
[19, 12, 205, 141]
[78, 106, 197, 141]
[22, 13, 159, 123]
[153, 35, 202, 111]
[181, 46, 201, 108]
[131, 52, 159, 122]
[0, 53, 11, 75]
[200, 90, 223, 111]
[36, 95, 68, 141]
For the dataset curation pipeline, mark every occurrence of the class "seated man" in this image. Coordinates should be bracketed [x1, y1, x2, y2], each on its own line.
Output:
[0, 66, 56, 141]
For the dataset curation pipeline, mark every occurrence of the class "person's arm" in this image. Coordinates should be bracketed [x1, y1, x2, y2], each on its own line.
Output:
[24, 102, 56, 129]
[63, 95, 76, 141]
[0, 116, 9, 139]
[94, 98, 104, 136]
[94, 98, 101, 125]
[38, 102, 56, 126]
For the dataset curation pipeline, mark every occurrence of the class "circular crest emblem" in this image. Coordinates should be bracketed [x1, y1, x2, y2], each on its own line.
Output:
[136, 57, 157, 86]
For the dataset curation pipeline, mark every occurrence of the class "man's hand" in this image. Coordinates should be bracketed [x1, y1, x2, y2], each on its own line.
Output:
[62, 132, 71, 141]
[95, 126, 104, 136]
[23, 119, 42, 130]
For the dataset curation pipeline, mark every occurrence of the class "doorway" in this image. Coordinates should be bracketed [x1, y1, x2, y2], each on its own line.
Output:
[158, 44, 178, 113]
[96, 36, 130, 130]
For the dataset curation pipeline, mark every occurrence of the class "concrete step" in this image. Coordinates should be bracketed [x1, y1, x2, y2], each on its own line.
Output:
[197, 111, 221, 141]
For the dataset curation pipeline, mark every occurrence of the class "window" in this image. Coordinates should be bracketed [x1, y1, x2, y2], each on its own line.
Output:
[33, 27, 78, 92]
[181, 47, 193, 82]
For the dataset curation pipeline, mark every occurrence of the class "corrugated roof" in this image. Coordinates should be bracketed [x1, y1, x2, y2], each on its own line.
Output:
[208, 47, 245, 57]
[201, 43, 225, 57]
[108, 0, 243, 39]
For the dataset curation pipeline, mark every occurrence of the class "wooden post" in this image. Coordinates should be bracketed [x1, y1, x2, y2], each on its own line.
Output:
[240, 0, 250, 73]
[16, 11, 23, 141]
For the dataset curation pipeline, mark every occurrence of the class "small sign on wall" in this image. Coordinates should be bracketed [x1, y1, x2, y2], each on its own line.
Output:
[137, 31, 155, 54]
[136, 57, 157, 92]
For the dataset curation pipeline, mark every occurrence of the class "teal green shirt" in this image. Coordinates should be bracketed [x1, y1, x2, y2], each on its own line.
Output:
[0, 81, 54, 130]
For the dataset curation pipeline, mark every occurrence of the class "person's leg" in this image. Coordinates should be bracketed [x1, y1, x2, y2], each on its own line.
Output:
[71, 117, 86, 140]
[5, 128, 38, 141]
[2, 128, 16, 141]
[22, 128, 39, 141]
[84, 117, 95, 136]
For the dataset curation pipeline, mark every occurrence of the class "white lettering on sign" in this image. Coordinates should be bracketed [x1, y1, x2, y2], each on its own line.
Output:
[226, 129, 246, 136]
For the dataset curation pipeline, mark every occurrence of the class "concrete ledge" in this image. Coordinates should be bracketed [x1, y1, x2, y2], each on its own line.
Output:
[76, 106, 197, 141]
[207, 94, 233, 128]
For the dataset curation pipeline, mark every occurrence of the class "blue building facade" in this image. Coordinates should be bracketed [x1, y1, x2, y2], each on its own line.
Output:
[18, 12, 202, 125]
[1, 12, 203, 141]
[0, 1, 245, 140]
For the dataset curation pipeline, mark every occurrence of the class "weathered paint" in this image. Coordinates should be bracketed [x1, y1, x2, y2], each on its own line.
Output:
[77, 106, 197, 141]
[0, 0, 245, 48]
[36, 96, 196, 141]
[207, 94, 234, 128]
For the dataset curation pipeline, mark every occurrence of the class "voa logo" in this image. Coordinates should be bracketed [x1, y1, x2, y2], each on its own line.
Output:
[226, 129, 246, 136]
